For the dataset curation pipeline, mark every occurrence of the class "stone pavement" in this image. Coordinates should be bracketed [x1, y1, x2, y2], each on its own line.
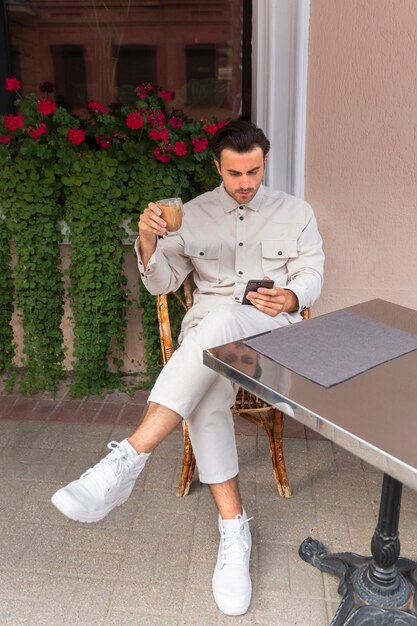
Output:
[1, 379, 417, 626]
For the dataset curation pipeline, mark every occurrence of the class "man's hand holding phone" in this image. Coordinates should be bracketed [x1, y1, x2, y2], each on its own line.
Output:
[242, 276, 299, 317]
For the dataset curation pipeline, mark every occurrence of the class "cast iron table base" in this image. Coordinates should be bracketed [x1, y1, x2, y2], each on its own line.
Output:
[299, 474, 417, 625]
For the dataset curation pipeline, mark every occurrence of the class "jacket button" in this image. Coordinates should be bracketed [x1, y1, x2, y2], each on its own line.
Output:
[238, 271, 243, 275]
[239, 216, 244, 221]
[278, 251, 283, 255]
[200, 251, 204, 256]
[238, 242, 243, 246]
[239, 205, 244, 210]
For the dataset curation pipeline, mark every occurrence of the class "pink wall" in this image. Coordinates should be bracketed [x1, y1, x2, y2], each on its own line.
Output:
[305, 0, 417, 315]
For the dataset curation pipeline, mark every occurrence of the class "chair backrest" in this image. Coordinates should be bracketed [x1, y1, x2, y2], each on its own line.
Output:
[157, 275, 310, 365]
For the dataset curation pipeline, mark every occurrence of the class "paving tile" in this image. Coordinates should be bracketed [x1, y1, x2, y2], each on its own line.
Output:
[93, 402, 123, 425]
[0, 598, 35, 626]
[288, 545, 325, 597]
[0, 414, 415, 626]
[30, 576, 114, 626]
[117, 403, 146, 426]
[29, 398, 60, 422]
[257, 543, 290, 593]
[253, 591, 328, 625]
[305, 427, 327, 441]
[0, 523, 39, 569]
[234, 415, 258, 436]
[6, 396, 39, 420]
[126, 388, 151, 405]
[283, 415, 306, 438]
[312, 469, 372, 508]
[63, 526, 130, 553]
[0, 570, 48, 599]
[143, 456, 178, 492]
[180, 586, 220, 625]
[106, 611, 181, 626]
[0, 420, 20, 446]
[0, 394, 18, 419]
[111, 580, 184, 614]
[74, 400, 104, 422]
[49, 399, 85, 423]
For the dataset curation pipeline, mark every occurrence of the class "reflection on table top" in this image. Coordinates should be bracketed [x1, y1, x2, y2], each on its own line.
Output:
[203, 299, 417, 491]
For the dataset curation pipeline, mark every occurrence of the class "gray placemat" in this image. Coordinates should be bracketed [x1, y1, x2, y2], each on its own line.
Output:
[244, 310, 417, 387]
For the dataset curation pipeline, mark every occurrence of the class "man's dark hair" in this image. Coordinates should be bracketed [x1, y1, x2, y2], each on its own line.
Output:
[211, 119, 270, 161]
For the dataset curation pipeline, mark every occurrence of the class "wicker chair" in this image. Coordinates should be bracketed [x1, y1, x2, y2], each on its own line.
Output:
[157, 275, 310, 498]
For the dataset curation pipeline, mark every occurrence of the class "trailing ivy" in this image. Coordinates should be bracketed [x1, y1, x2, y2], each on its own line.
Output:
[0, 79, 227, 394]
[0, 153, 65, 393]
[63, 152, 128, 396]
[0, 217, 15, 374]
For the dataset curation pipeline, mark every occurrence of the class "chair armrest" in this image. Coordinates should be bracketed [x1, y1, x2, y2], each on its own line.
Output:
[301, 307, 311, 320]
[157, 294, 175, 364]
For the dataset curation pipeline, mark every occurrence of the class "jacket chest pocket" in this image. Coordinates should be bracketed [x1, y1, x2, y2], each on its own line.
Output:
[184, 242, 221, 282]
[261, 239, 298, 276]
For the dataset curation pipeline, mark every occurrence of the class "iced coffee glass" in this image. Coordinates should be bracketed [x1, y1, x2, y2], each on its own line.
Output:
[156, 197, 183, 233]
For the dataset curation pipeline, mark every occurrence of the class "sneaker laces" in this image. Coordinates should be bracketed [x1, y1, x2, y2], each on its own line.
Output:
[220, 516, 253, 568]
[80, 441, 131, 490]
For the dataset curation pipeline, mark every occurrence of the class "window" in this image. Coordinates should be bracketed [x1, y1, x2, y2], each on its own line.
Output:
[51, 45, 86, 109]
[4, 1, 249, 120]
[115, 45, 156, 105]
[186, 44, 232, 108]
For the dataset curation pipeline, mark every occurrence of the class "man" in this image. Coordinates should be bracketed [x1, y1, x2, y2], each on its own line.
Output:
[51, 120, 324, 616]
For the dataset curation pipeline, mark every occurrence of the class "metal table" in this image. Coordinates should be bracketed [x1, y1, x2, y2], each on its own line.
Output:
[203, 299, 417, 625]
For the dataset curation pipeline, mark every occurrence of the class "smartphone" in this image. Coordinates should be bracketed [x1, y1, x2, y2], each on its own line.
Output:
[242, 279, 274, 305]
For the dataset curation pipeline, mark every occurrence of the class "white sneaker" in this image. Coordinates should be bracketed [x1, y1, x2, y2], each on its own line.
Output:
[51, 439, 150, 523]
[212, 509, 253, 616]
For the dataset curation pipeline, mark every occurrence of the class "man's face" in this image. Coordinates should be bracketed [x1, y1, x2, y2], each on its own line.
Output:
[214, 146, 266, 204]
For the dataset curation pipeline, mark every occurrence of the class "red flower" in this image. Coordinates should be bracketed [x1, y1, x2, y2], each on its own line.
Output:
[135, 83, 153, 99]
[168, 115, 183, 129]
[28, 123, 49, 140]
[203, 120, 229, 135]
[88, 101, 108, 114]
[135, 85, 148, 100]
[4, 114, 24, 131]
[173, 140, 187, 156]
[191, 137, 208, 152]
[154, 147, 171, 163]
[147, 108, 165, 128]
[159, 89, 174, 102]
[0, 135, 11, 144]
[203, 123, 218, 135]
[95, 134, 111, 149]
[5, 77, 21, 91]
[149, 127, 169, 143]
[126, 112, 144, 129]
[67, 128, 85, 145]
[37, 99, 57, 115]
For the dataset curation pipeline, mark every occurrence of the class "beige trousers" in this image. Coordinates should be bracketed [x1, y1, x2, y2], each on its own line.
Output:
[148, 304, 291, 483]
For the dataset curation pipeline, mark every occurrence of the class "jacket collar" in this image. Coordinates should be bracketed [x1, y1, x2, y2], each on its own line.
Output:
[220, 183, 265, 213]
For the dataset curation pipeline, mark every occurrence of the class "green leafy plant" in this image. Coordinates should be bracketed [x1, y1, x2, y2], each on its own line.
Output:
[0, 148, 67, 393]
[0, 218, 14, 374]
[63, 152, 129, 396]
[0, 77, 225, 395]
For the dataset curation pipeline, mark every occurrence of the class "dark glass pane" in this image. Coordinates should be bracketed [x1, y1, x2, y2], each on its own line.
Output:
[4, 0, 247, 120]
[51, 45, 86, 109]
[115, 45, 156, 105]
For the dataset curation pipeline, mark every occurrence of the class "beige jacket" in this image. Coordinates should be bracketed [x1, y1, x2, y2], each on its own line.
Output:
[135, 184, 324, 337]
